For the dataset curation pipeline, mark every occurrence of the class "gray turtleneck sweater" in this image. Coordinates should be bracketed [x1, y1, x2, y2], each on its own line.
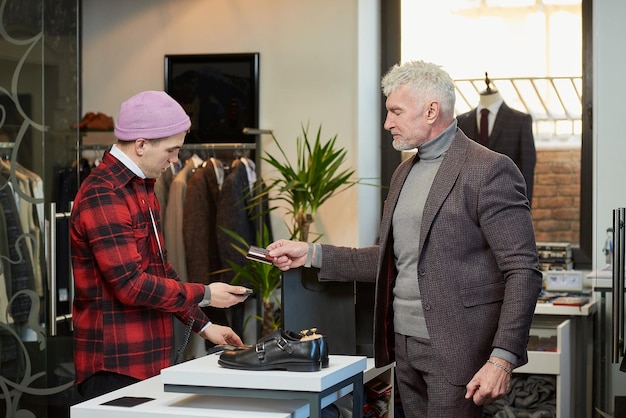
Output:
[391, 121, 456, 339]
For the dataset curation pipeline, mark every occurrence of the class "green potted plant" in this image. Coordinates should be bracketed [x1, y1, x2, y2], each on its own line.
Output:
[258, 122, 358, 242]
[256, 122, 365, 352]
[222, 122, 362, 339]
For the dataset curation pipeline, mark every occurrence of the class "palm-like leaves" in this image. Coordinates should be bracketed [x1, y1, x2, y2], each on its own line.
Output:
[262, 123, 357, 241]
[221, 123, 359, 336]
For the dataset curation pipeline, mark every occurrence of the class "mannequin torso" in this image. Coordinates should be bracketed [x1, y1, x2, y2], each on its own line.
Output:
[479, 90, 503, 108]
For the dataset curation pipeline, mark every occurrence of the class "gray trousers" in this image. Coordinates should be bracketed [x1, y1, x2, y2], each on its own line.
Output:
[394, 333, 483, 418]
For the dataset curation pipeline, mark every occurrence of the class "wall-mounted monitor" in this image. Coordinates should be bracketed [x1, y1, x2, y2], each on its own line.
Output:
[164, 53, 259, 144]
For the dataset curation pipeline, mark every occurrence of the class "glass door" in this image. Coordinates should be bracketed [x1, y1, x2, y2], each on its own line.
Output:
[0, 0, 80, 416]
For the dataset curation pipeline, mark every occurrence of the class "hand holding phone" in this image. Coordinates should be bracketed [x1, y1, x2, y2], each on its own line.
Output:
[246, 245, 274, 264]
[231, 288, 253, 297]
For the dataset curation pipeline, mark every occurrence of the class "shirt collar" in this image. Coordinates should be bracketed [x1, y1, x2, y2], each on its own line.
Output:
[110, 144, 146, 179]
[477, 97, 504, 115]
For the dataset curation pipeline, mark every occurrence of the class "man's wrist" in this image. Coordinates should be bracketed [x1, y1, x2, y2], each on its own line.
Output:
[199, 285, 211, 307]
[304, 243, 322, 268]
[311, 243, 322, 268]
[487, 358, 513, 376]
[490, 348, 517, 367]
[304, 243, 313, 268]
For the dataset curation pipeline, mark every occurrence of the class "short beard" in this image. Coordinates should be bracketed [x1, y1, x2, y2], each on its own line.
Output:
[392, 138, 416, 152]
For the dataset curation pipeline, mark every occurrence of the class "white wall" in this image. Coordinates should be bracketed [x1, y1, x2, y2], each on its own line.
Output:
[82, 0, 381, 247]
[593, 1, 626, 270]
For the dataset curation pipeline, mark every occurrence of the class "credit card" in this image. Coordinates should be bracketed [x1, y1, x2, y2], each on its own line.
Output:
[246, 245, 274, 264]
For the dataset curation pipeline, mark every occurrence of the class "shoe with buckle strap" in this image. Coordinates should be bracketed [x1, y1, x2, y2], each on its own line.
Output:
[218, 333, 322, 372]
[255, 328, 330, 368]
[257, 328, 329, 368]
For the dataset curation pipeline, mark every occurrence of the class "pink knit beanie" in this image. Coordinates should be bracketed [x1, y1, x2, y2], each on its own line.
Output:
[114, 90, 191, 140]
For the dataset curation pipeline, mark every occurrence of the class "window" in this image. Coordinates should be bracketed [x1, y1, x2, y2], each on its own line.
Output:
[397, 0, 588, 262]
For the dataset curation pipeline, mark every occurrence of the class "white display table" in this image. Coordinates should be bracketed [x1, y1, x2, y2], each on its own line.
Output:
[71, 354, 368, 418]
[161, 354, 367, 418]
[70, 374, 310, 418]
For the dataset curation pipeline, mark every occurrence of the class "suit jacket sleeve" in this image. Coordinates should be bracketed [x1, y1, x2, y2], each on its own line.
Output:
[318, 245, 379, 283]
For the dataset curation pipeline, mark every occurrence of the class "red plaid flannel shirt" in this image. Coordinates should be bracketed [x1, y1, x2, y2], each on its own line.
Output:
[71, 152, 209, 383]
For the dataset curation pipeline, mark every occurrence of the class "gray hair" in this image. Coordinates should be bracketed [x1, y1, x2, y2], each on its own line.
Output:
[381, 60, 456, 118]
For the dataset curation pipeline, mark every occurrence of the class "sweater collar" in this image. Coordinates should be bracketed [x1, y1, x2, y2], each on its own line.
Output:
[417, 120, 457, 161]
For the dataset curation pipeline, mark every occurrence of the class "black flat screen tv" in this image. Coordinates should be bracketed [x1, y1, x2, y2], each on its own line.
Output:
[164, 53, 259, 144]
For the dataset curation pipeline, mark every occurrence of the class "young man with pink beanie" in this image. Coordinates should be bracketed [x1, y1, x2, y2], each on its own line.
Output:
[70, 91, 249, 400]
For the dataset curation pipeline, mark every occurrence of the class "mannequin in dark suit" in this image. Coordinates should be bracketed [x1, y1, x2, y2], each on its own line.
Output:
[457, 85, 536, 204]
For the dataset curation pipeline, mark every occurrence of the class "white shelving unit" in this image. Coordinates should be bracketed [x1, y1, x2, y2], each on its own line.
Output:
[512, 300, 596, 418]
[515, 316, 571, 417]
[364, 359, 395, 418]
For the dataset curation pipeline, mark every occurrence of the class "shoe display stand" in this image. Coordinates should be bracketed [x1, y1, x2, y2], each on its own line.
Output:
[70, 375, 310, 418]
[70, 354, 395, 418]
[71, 354, 372, 417]
[161, 354, 366, 418]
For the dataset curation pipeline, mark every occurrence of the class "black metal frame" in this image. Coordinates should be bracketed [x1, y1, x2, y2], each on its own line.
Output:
[164, 52, 260, 144]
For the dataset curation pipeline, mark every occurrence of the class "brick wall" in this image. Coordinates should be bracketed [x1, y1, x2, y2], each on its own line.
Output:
[532, 147, 580, 244]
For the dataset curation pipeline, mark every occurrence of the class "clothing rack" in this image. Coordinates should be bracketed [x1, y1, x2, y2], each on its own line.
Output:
[181, 143, 256, 151]
[78, 142, 256, 152]
[78, 141, 260, 176]
[78, 143, 255, 151]
[78, 139, 264, 237]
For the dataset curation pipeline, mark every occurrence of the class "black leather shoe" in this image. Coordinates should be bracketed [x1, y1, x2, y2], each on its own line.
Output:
[218, 334, 321, 372]
[319, 337, 329, 368]
[298, 328, 329, 368]
[259, 329, 329, 368]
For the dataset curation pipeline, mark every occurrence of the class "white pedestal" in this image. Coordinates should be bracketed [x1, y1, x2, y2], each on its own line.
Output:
[161, 354, 367, 418]
[162, 353, 366, 391]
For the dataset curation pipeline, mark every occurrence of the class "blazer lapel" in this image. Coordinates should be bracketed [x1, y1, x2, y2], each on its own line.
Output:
[377, 153, 417, 268]
[419, 131, 468, 252]
[378, 131, 469, 261]
[488, 102, 512, 147]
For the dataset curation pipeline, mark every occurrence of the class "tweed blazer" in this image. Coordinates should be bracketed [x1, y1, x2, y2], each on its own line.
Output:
[457, 102, 536, 204]
[318, 129, 542, 385]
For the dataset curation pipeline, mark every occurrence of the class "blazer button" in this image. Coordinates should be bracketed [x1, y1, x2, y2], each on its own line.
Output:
[423, 303, 431, 311]
[418, 269, 426, 276]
